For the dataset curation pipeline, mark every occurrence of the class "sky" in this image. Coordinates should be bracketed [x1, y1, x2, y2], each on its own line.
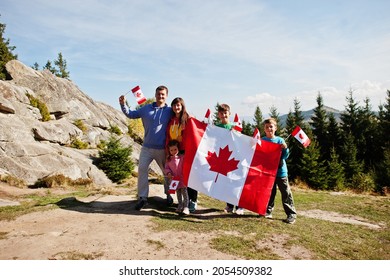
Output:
[1, 0, 390, 120]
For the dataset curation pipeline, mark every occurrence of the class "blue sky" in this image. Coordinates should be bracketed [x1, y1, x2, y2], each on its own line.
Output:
[1, 0, 389, 119]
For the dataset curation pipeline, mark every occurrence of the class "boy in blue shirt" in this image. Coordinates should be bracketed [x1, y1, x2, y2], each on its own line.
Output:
[262, 118, 297, 224]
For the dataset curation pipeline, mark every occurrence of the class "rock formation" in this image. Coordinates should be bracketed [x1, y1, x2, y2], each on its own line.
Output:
[0, 60, 155, 186]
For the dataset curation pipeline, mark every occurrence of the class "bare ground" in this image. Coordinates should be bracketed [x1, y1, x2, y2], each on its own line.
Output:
[0, 183, 383, 260]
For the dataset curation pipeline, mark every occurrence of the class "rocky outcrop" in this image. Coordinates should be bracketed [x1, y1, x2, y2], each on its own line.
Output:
[0, 60, 155, 186]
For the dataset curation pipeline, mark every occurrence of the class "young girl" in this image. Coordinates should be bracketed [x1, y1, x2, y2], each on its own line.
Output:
[166, 97, 198, 213]
[164, 140, 190, 215]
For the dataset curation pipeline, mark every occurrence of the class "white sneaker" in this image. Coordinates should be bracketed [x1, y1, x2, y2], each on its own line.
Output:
[182, 207, 190, 215]
[235, 208, 245, 215]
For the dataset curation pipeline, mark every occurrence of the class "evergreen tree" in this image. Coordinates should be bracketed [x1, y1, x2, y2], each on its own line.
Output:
[32, 62, 39, 70]
[285, 98, 306, 180]
[310, 92, 330, 161]
[95, 137, 134, 183]
[213, 102, 221, 125]
[54, 52, 70, 78]
[241, 120, 253, 136]
[340, 88, 360, 136]
[327, 112, 343, 155]
[376, 90, 390, 190]
[269, 105, 283, 137]
[43, 60, 58, 75]
[252, 105, 263, 135]
[298, 140, 328, 190]
[341, 132, 363, 181]
[327, 147, 345, 191]
[0, 19, 18, 80]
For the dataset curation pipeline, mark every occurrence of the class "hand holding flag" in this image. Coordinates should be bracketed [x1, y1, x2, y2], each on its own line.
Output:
[168, 176, 180, 194]
[291, 126, 311, 148]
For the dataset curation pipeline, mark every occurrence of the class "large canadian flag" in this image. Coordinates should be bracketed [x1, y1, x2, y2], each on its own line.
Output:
[183, 118, 282, 215]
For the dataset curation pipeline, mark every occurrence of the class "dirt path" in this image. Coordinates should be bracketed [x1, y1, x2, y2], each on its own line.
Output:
[0, 184, 241, 260]
[0, 183, 383, 260]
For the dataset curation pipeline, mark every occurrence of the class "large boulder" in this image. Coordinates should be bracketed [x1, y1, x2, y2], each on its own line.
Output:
[0, 60, 161, 186]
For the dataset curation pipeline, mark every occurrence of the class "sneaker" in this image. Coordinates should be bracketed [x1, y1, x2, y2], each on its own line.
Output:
[224, 206, 234, 213]
[265, 213, 272, 219]
[235, 208, 245, 215]
[182, 207, 190, 215]
[175, 206, 183, 213]
[135, 199, 147, 210]
[284, 216, 296, 224]
[166, 194, 174, 206]
[189, 201, 197, 213]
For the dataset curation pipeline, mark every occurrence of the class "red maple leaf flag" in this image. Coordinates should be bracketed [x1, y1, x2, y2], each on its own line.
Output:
[183, 118, 282, 215]
[233, 113, 243, 132]
[203, 108, 211, 123]
[168, 176, 180, 194]
[292, 126, 311, 148]
[206, 145, 240, 182]
[253, 127, 261, 145]
[131, 85, 146, 105]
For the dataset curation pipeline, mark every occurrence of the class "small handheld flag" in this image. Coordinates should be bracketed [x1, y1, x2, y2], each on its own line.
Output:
[233, 113, 242, 132]
[168, 176, 180, 194]
[131, 85, 146, 105]
[203, 109, 211, 123]
[291, 126, 311, 148]
[253, 127, 261, 145]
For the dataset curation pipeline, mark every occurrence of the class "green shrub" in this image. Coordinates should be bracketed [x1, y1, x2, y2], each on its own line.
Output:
[348, 173, 376, 193]
[26, 93, 51, 121]
[94, 137, 134, 183]
[70, 137, 88, 149]
[73, 119, 87, 132]
[108, 124, 122, 136]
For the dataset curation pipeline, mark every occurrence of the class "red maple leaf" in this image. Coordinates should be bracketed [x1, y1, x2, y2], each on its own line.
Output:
[206, 145, 240, 183]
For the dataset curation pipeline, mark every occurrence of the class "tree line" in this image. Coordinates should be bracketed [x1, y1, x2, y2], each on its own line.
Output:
[222, 90, 389, 194]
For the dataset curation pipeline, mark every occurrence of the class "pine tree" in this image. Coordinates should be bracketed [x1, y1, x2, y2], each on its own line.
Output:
[269, 105, 283, 137]
[43, 60, 58, 76]
[376, 90, 390, 190]
[285, 98, 306, 180]
[252, 105, 263, 135]
[213, 102, 221, 125]
[54, 52, 70, 78]
[0, 19, 18, 80]
[298, 140, 328, 190]
[32, 62, 39, 70]
[95, 137, 134, 183]
[327, 112, 343, 155]
[327, 147, 345, 191]
[241, 120, 253, 136]
[341, 133, 363, 181]
[359, 97, 379, 168]
[310, 92, 330, 161]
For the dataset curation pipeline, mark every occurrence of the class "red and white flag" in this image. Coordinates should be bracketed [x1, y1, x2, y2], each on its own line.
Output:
[203, 108, 211, 123]
[292, 126, 311, 148]
[168, 176, 180, 194]
[183, 118, 282, 215]
[233, 113, 242, 132]
[131, 85, 146, 105]
[253, 127, 261, 145]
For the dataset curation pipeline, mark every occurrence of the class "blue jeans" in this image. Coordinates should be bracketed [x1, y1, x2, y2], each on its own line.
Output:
[137, 146, 168, 199]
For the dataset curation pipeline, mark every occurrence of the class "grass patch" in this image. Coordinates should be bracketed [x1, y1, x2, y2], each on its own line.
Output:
[150, 188, 390, 260]
[146, 239, 165, 250]
[52, 250, 104, 260]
